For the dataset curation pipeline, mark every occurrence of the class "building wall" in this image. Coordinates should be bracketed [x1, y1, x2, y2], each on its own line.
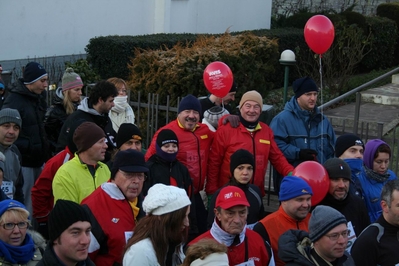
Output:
[0, 0, 271, 61]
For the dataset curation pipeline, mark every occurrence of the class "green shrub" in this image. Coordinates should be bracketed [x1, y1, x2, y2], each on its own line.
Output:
[377, 3, 399, 65]
[85, 34, 199, 80]
[360, 16, 398, 71]
[128, 33, 279, 105]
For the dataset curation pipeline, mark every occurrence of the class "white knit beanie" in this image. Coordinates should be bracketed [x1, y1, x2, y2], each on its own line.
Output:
[143, 184, 191, 215]
[190, 253, 229, 266]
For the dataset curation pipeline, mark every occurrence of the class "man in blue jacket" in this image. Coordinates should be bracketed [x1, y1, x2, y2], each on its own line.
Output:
[270, 77, 336, 192]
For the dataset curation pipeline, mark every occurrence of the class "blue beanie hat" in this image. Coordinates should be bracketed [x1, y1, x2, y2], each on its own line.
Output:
[279, 176, 313, 201]
[178, 94, 201, 114]
[293, 77, 319, 98]
[23, 62, 47, 85]
[0, 199, 28, 217]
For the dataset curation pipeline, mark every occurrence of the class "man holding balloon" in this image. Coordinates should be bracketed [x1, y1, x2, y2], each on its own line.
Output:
[270, 76, 336, 192]
[199, 79, 237, 120]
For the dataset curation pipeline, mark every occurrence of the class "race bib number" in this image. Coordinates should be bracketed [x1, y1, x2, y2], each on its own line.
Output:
[125, 231, 133, 243]
[1, 181, 13, 199]
[236, 260, 255, 266]
[346, 221, 356, 253]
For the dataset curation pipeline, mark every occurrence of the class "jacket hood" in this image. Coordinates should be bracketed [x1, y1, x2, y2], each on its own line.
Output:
[278, 229, 314, 265]
[51, 87, 64, 105]
[285, 96, 321, 121]
[77, 97, 102, 116]
[11, 79, 44, 100]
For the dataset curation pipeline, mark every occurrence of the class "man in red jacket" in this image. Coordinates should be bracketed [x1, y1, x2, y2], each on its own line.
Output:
[145, 94, 213, 234]
[206, 90, 294, 197]
[82, 149, 148, 266]
[189, 186, 274, 266]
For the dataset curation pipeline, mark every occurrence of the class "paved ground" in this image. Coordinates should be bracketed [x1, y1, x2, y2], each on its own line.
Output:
[322, 82, 399, 136]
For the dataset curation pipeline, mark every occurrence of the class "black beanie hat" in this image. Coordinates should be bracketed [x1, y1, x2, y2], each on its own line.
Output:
[23, 62, 47, 85]
[323, 158, 351, 181]
[111, 149, 149, 179]
[293, 77, 319, 98]
[335, 134, 364, 158]
[48, 199, 91, 244]
[116, 123, 142, 149]
[156, 129, 179, 148]
[178, 94, 201, 114]
[230, 149, 254, 176]
[73, 122, 106, 153]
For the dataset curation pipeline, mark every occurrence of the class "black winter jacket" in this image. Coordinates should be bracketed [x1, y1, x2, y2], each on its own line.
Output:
[2, 79, 50, 167]
[56, 97, 116, 157]
[44, 88, 78, 155]
[207, 178, 266, 229]
[37, 245, 95, 266]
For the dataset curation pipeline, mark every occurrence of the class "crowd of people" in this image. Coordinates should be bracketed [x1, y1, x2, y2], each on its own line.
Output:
[0, 61, 397, 265]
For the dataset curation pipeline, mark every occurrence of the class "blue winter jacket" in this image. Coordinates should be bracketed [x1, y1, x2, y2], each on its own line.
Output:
[356, 168, 397, 223]
[270, 96, 336, 166]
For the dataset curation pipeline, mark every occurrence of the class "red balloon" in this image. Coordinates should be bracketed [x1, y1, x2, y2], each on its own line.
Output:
[203, 61, 233, 98]
[292, 161, 329, 206]
[304, 15, 335, 54]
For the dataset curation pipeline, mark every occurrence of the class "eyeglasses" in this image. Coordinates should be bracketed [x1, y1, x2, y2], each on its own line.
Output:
[1, 222, 29, 230]
[119, 170, 146, 181]
[324, 229, 350, 241]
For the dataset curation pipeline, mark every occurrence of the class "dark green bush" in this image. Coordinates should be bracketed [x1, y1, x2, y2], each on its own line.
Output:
[85, 34, 200, 80]
[360, 16, 398, 71]
[377, 2, 399, 65]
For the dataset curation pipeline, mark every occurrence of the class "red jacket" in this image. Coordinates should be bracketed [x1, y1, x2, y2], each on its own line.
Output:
[82, 182, 145, 266]
[31, 146, 74, 222]
[256, 206, 311, 266]
[190, 228, 271, 266]
[206, 122, 294, 195]
[145, 120, 214, 194]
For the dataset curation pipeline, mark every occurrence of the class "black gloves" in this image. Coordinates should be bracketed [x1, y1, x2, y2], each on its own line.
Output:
[299, 149, 318, 161]
[222, 115, 240, 128]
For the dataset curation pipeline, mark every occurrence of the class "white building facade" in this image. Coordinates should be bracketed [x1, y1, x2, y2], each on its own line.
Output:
[0, 0, 271, 61]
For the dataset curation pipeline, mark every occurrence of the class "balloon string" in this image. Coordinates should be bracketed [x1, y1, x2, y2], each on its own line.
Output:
[319, 54, 324, 164]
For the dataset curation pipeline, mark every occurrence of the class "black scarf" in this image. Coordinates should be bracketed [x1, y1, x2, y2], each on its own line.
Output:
[239, 113, 258, 130]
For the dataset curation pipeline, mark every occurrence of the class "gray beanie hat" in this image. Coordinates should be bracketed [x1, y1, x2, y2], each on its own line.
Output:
[0, 108, 22, 128]
[309, 205, 347, 242]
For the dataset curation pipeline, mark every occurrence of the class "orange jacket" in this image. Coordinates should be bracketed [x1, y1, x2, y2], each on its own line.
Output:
[145, 120, 213, 194]
[205, 122, 294, 196]
[257, 206, 311, 266]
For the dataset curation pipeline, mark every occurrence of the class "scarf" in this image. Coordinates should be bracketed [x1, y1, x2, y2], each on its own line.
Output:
[155, 143, 177, 162]
[210, 220, 246, 247]
[0, 233, 35, 264]
[112, 96, 130, 113]
[364, 165, 390, 182]
[239, 113, 258, 130]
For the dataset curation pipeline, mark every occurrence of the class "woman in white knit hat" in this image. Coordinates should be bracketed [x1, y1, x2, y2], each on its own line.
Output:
[123, 183, 191, 266]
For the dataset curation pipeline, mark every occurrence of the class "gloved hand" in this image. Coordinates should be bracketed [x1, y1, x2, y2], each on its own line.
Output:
[222, 115, 240, 128]
[299, 149, 318, 161]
